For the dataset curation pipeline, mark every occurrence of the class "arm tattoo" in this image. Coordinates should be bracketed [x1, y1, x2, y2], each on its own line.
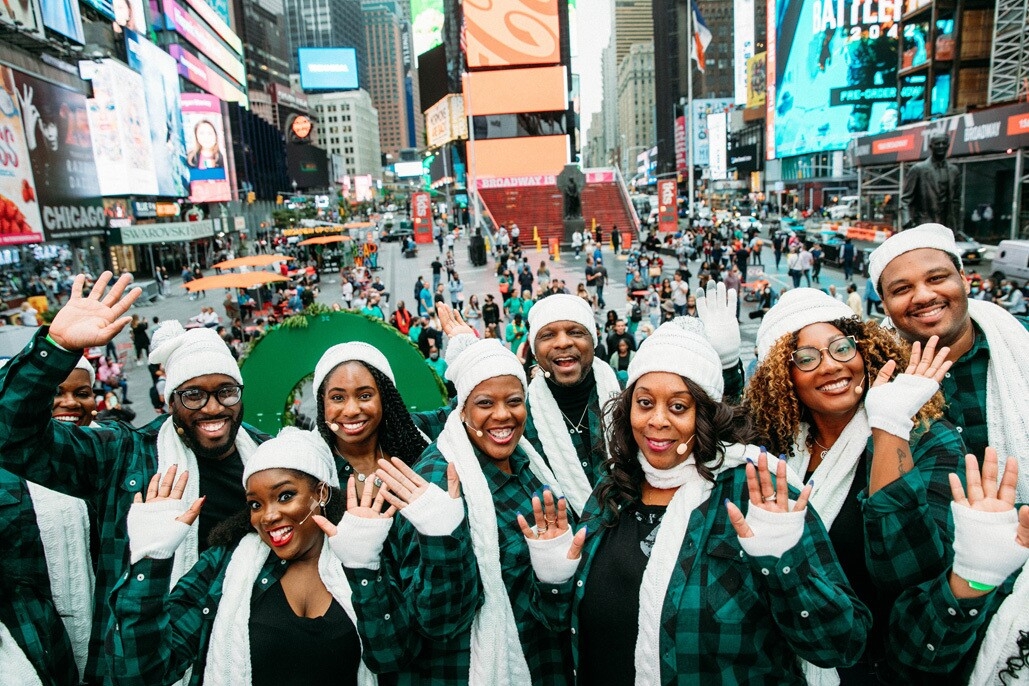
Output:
[897, 448, 910, 475]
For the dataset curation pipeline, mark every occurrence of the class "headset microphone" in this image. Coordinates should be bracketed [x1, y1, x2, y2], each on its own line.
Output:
[676, 434, 696, 455]
[294, 497, 320, 528]
[461, 415, 484, 437]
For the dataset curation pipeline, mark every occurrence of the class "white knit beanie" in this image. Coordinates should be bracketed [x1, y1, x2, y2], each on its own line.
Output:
[242, 426, 339, 488]
[75, 357, 96, 387]
[147, 320, 242, 394]
[626, 318, 724, 402]
[444, 334, 527, 408]
[868, 223, 963, 296]
[313, 342, 395, 393]
[756, 288, 857, 362]
[527, 294, 598, 353]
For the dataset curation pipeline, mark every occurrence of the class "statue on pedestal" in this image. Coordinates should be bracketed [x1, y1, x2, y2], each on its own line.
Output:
[556, 165, 584, 220]
[901, 132, 960, 230]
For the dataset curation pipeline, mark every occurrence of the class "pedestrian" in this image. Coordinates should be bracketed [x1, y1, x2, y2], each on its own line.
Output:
[430, 256, 444, 292]
[846, 283, 862, 317]
[798, 244, 814, 287]
[841, 238, 856, 281]
[390, 300, 413, 335]
[810, 243, 823, 283]
[747, 287, 964, 681]
[786, 248, 802, 288]
[526, 319, 870, 683]
[463, 294, 483, 335]
[594, 259, 608, 309]
[864, 279, 882, 317]
[130, 314, 150, 366]
[417, 280, 434, 318]
[572, 229, 583, 259]
[749, 234, 764, 266]
[611, 226, 621, 254]
[0, 273, 269, 685]
[772, 231, 784, 270]
[482, 294, 501, 331]
[448, 272, 465, 310]
[505, 312, 528, 353]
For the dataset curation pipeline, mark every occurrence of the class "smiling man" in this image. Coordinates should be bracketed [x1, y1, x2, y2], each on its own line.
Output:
[869, 224, 1029, 485]
[0, 272, 267, 685]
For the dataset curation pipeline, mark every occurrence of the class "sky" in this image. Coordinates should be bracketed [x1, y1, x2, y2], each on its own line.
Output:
[573, 0, 612, 142]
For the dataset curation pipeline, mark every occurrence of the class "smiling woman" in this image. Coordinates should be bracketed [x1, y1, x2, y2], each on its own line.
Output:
[108, 427, 417, 686]
[746, 287, 966, 682]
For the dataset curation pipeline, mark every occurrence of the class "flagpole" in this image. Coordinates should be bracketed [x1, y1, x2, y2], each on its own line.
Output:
[686, 0, 695, 220]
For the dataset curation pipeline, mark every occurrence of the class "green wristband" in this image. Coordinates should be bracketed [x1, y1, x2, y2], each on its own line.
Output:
[967, 579, 996, 592]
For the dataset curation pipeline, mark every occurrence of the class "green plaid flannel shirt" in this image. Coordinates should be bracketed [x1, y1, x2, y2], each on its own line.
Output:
[390, 444, 573, 685]
[939, 322, 991, 462]
[887, 541, 1022, 681]
[539, 466, 870, 685]
[0, 330, 267, 683]
[0, 469, 80, 686]
[107, 542, 417, 685]
[858, 419, 966, 593]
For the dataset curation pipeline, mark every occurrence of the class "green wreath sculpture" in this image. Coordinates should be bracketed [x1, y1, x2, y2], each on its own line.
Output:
[240, 307, 448, 435]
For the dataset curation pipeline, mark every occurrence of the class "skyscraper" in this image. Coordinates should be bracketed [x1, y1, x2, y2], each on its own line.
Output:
[283, 0, 368, 88]
[363, 0, 424, 157]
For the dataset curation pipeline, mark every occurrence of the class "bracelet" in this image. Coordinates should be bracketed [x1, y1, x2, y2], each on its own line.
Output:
[967, 579, 996, 592]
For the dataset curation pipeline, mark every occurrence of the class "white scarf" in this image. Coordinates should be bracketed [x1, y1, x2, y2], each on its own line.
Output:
[967, 300, 1029, 503]
[203, 533, 374, 686]
[969, 558, 1029, 686]
[26, 482, 94, 679]
[436, 410, 562, 686]
[0, 620, 43, 686]
[156, 418, 259, 587]
[634, 443, 759, 685]
[526, 360, 621, 515]
[786, 408, 870, 530]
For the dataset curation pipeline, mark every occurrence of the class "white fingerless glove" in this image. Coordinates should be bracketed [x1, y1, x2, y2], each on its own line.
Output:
[127, 500, 193, 564]
[328, 513, 393, 570]
[399, 482, 465, 536]
[695, 282, 741, 368]
[951, 504, 1029, 587]
[525, 527, 582, 584]
[737, 504, 806, 559]
[865, 374, 939, 440]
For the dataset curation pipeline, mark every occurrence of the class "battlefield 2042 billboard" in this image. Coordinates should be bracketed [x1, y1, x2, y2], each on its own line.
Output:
[298, 48, 359, 91]
[767, 0, 900, 159]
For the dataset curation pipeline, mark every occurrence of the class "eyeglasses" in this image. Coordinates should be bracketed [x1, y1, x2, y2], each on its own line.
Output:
[791, 336, 858, 372]
[172, 384, 244, 410]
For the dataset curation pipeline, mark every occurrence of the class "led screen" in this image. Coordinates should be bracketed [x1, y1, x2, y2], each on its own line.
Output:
[462, 67, 567, 116]
[462, 0, 560, 68]
[298, 48, 359, 91]
[768, 0, 900, 158]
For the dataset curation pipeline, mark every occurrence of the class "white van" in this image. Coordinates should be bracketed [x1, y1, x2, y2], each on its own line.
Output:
[827, 196, 860, 220]
[991, 240, 1029, 283]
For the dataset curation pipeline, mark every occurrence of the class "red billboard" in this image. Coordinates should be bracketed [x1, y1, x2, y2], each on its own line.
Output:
[657, 179, 678, 232]
[412, 192, 433, 244]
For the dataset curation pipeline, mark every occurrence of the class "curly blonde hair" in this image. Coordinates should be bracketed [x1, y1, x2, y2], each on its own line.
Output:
[744, 317, 945, 458]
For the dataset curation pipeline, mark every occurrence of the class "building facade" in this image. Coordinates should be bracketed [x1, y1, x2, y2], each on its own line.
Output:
[617, 41, 656, 178]
[363, 0, 424, 158]
[309, 90, 384, 179]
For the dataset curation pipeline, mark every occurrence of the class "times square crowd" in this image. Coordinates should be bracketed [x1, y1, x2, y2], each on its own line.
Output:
[1, 217, 1029, 686]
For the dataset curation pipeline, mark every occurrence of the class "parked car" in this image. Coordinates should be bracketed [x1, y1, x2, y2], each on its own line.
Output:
[990, 240, 1029, 282]
[953, 230, 985, 265]
[827, 196, 860, 220]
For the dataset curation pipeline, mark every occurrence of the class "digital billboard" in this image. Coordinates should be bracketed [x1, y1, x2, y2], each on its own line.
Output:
[0, 68, 45, 245]
[691, 98, 733, 167]
[111, 0, 147, 35]
[180, 92, 231, 202]
[40, 0, 84, 42]
[733, 0, 755, 105]
[13, 71, 105, 240]
[708, 111, 728, 180]
[163, 0, 246, 85]
[394, 161, 424, 178]
[126, 30, 190, 198]
[169, 45, 249, 106]
[298, 48, 359, 91]
[81, 59, 159, 196]
[411, 0, 444, 60]
[768, 0, 900, 159]
[462, 67, 567, 116]
[746, 53, 766, 108]
[463, 0, 560, 68]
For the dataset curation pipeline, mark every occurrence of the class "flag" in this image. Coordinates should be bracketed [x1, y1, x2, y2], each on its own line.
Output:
[690, 0, 712, 72]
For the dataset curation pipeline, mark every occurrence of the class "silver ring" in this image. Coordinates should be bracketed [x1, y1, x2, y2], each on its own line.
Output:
[763, 494, 777, 502]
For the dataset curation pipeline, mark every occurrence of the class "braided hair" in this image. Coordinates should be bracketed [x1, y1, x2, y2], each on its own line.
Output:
[316, 361, 428, 465]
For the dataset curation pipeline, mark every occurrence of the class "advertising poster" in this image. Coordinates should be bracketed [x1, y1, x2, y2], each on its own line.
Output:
[674, 115, 687, 171]
[708, 111, 728, 180]
[691, 98, 732, 167]
[297, 48, 359, 91]
[411, 0, 444, 58]
[733, 0, 755, 106]
[82, 59, 158, 196]
[0, 0, 45, 37]
[111, 0, 147, 35]
[769, 0, 900, 159]
[12, 71, 105, 240]
[411, 191, 432, 243]
[0, 68, 44, 245]
[180, 92, 231, 203]
[40, 0, 84, 42]
[656, 179, 678, 232]
[125, 30, 190, 198]
[746, 53, 766, 108]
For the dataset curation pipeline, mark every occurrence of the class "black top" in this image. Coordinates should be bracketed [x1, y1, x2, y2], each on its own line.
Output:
[546, 367, 597, 426]
[250, 580, 360, 686]
[578, 503, 666, 686]
[198, 449, 246, 550]
[482, 302, 501, 325]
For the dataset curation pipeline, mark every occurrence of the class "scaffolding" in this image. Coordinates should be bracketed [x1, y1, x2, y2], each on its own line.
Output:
[987, 0, 1029, 105]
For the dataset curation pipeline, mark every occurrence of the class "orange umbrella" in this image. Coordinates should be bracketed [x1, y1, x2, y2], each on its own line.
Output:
[343, 221, 376, 229]
[184, 272, 289, 292]
[297, 235, 353, 245]
[213, 254, 294, 269]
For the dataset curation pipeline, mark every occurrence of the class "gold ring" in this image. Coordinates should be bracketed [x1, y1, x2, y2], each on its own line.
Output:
[544, 517, 556, 525]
